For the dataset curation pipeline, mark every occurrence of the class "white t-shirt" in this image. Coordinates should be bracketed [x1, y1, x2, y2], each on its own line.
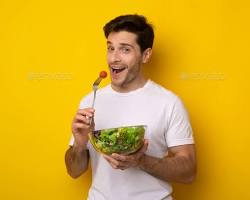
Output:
[69, 80, 194, 200]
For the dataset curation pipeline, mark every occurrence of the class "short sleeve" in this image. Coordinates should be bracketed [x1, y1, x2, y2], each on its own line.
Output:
[166, 97, 194, 147]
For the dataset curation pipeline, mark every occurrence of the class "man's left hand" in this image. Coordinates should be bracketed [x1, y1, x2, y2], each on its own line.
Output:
[103, 140, 148, 170]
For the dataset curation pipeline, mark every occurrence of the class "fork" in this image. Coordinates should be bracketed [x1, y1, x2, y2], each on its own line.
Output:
[91, 71, 107, 108]
[89, 71, 107, 124]
[91, 77, 102, 108]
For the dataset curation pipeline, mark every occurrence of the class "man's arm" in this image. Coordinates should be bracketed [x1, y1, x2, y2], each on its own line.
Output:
[103, 142, 196, 184]
[65, 145, 89, 178]
[65, 108, 95, 179]
[139, 144, 196, 183]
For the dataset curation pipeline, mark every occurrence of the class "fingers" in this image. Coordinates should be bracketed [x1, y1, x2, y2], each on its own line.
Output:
[75, 114, 92, 125]
[103, 154, 126, 169]
[103, 154, 129, 170]
[77, 108, 95, 117]
[112, 153, 128, 162]
[111, 153, 138, 165]
[72, 108, 96, 135]
[74, 108, 95, 125]
[103, 140, 149, 170]
[74, 122, 91, 130]
[76, 108, 94, 118]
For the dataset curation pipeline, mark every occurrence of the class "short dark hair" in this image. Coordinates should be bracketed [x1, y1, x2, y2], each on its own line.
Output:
[103, 14, 154, 52]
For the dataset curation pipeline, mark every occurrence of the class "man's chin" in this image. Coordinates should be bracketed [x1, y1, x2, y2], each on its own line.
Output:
[111, 81, 122, 87]
[111, 79, 125, 89]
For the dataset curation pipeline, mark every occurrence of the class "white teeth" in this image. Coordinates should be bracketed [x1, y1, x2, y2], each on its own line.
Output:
[111, 67, 123, 69]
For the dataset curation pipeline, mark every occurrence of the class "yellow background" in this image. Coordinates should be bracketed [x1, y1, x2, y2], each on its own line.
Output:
[1, 0, 249, 199]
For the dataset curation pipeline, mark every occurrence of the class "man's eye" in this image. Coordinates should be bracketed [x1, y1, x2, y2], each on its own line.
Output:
[107, 46, 114, 51]
[122, 47, 130, 53]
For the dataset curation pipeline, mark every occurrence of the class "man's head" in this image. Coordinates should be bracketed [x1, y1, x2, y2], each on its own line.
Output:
[103, 14, 154, 53]
[103, 14, 154, 92]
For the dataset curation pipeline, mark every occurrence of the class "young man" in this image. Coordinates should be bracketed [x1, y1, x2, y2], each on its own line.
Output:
[65, 14, 196, 200]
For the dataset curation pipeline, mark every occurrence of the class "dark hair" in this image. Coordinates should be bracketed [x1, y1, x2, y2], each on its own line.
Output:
[103, 14, 154, 52]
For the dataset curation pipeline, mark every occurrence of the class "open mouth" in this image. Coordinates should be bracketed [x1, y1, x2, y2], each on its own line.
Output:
[110, 67, 127, 74]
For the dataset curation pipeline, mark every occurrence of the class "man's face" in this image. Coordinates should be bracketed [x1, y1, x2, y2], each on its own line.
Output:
[106, 31, 150, 91]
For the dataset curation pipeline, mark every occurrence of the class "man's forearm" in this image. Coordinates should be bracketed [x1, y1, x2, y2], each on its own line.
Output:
[139, 154, 196, 183]
[65, 145, 89, 178]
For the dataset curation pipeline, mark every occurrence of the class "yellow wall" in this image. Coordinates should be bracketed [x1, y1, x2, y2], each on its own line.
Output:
[1, 0, 249, 199]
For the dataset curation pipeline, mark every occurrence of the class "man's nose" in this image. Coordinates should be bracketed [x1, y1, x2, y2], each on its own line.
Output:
[109, 50, 121, 63]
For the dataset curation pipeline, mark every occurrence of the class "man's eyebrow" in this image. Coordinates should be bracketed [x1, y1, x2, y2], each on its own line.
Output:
[119, 43, 134, 48]
[107, 41, 134, 48]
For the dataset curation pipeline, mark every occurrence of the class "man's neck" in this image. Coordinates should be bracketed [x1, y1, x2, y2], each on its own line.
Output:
[111, 76, 148, 93]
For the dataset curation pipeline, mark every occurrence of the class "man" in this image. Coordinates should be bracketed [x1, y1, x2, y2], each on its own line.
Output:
[65, 14, 196, 200]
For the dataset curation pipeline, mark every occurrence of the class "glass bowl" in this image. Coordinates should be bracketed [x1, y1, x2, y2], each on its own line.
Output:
[88, 125, 146, 155]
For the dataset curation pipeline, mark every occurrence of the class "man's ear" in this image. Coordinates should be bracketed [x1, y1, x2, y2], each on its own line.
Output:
[142, 48, 152, 64]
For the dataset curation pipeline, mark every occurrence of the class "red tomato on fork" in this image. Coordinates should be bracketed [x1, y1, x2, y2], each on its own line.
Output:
[99, 71, 107, 79]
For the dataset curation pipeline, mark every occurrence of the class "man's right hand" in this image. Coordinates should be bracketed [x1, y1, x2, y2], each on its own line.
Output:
[72, 108, 95, 150]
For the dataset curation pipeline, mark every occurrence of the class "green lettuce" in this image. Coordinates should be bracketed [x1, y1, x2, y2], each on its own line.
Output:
[94, 126, 145, 154]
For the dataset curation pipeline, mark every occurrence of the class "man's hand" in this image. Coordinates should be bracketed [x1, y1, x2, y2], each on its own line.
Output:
[72, 108, 95, 150]
[65, 108, 94, 178]
[103, 140, 148, 170]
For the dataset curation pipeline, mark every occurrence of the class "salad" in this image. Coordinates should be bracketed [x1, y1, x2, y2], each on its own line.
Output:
[90, 126, 145, 154]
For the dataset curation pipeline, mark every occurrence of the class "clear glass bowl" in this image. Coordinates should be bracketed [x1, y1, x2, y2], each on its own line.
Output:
[88, 125, 146, 155]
